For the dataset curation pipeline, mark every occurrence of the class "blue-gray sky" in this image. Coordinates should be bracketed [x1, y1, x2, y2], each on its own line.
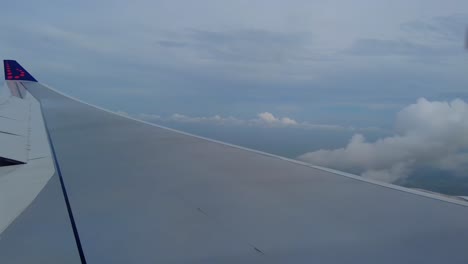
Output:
[2, 1, 467, 124]
[2, 1, 468, 193]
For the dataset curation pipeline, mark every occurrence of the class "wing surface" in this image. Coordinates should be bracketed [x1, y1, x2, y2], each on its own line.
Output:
[1, 61, 468, 263]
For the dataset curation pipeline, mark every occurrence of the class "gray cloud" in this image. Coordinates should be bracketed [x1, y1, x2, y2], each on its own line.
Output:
[299, 98, 468, 182]
[346, 38, 437, 56]
[346, 13, 468, 57]
[401, 13, 468, 42]
[156, 28, 315, 64]
[2, 2, 468, 133]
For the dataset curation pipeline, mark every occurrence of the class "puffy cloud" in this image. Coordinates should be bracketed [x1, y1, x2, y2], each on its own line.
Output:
[281, 117, 298, 125]
[258, 112, 277, 123]
[257, 112, 298, 126]
[299, 98, 468, 183]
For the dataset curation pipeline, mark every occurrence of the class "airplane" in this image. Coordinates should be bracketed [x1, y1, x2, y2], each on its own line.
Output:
[0, 60, 467, 263]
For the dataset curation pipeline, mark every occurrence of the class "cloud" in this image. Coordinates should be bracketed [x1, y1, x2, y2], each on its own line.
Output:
[299, 98, 468, 183]
[346, 38, 436, 56]
[142, 112, 300, 127]
[168, 113, 246, 125]
[158, 29, 314, 64]
[257, 112, 298, 125]
[3, 3, 467, 135]
[126, 111, 380, 132]
[146, 28, 343, 81]
[400, 13, 468, 42]
[346, 13, 468, 58]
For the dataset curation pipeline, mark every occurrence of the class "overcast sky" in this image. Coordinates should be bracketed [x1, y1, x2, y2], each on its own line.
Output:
[2, 1, 468, 190]
[2, 1, 467, 126]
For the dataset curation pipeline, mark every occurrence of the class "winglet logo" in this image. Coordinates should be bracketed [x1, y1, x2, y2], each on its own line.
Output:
[4, 62, 26, 80]
[5, 62, 13, 80]
[3, 60, 37, 82]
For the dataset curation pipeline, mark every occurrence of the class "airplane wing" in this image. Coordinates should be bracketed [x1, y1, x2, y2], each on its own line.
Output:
[1, 60, 468, 263]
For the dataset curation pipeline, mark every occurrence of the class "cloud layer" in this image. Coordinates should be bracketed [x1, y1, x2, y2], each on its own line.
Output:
[2, 5, 467, 129]
[130, 111, 380, 132]
[299, 98, 468, 182]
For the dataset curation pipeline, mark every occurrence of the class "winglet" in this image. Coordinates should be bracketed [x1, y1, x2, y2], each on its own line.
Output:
[4, 60, 37, 82]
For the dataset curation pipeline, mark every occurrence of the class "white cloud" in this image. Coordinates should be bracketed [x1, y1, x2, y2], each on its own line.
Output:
[257, 112, 298, 126]
[126, 111, 379, 132]
[299, 98, 468, 183]
[281, 117, 298, 125]
[258, 112, 276, 123]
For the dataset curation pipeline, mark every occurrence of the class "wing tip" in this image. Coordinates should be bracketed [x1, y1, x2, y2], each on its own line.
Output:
[4, 60, 38, 82]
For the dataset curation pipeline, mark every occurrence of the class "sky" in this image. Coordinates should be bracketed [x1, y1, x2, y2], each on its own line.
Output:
[2, 1, 468, 194]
